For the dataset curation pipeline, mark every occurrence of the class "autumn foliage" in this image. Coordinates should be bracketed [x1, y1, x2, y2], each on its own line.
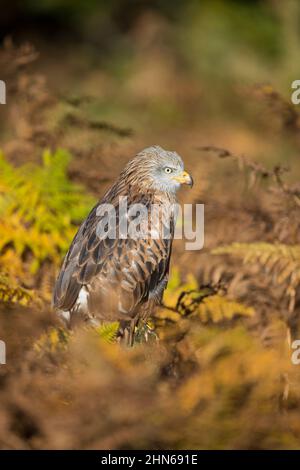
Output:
[1, 5, 300, 449]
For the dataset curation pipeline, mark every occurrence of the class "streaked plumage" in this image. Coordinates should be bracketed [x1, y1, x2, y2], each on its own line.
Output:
[53, 145, 193, 344]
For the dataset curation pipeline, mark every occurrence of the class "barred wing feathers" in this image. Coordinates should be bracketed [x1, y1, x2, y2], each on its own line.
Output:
[53, 184, 174, 320]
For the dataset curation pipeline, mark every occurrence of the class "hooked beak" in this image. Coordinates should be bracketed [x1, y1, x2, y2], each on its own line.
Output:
[172, 170, 193, 187]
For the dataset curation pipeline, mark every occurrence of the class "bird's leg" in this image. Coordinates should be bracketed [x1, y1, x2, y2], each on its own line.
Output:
[117, 320, 126, 343]
[128, 317, 139, 347]
[117, 319, 138, 347]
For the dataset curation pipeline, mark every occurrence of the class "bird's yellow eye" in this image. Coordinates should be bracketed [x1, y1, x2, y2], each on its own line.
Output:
[164, 167, 172, 174]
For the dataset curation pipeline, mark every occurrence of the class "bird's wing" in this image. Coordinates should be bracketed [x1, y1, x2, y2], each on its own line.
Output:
[53, 204, 101, 311]
[53, 190, 174, 315]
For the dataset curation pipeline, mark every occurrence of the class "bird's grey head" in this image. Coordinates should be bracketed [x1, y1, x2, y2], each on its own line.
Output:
[123, 145, 193, 194]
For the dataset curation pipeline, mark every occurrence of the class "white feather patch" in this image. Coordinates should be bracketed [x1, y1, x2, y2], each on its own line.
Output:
[75, 286, 89, 312]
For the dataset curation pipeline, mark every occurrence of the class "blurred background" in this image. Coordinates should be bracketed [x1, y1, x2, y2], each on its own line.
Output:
[1, 0, 300, 450]
[1, 0, 300, 166]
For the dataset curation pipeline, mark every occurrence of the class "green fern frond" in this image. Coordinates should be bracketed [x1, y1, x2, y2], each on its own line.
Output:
[0, 149, 95, 274]
[95, 322, 119, 343]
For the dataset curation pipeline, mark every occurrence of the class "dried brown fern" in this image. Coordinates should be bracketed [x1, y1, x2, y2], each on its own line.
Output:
[212, 242, 300, 313]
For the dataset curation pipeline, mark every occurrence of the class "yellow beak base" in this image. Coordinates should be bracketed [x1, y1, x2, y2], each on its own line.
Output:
[172, 170, 193, 187]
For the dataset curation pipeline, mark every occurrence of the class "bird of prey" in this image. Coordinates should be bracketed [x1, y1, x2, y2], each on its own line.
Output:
[53, 145, 193, 345]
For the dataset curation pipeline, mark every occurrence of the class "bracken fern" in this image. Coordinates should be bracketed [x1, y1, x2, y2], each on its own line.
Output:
[212, 242, 300, 312]
[0, 149, 95, 275]
[158, 267, 254, 325]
